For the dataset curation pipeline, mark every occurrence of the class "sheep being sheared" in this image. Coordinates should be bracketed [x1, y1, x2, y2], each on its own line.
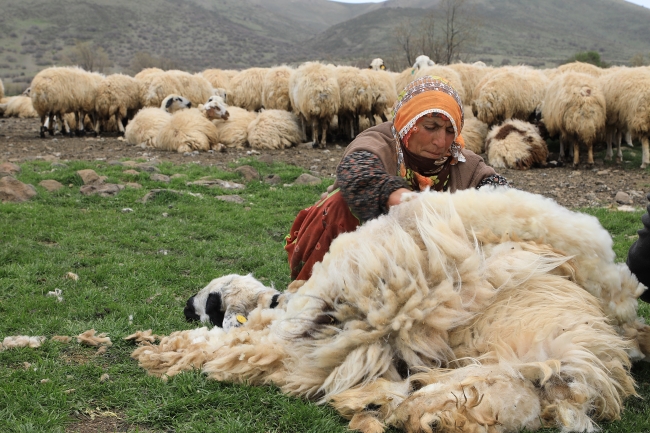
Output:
[133, 187, 647, 433]
[485, 119, 548, 169]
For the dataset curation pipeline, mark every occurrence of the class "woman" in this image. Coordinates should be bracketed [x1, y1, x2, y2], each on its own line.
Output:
[285, 76, 508, 281]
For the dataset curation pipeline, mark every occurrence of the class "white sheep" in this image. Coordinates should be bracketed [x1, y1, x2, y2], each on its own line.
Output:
[0, 96, 38, 118]
[461, 117, 489, 154]
[247, 109, 305, 150]
[211, 106, 258, 149]
[413, 54, 435, 70]
[414, 64, 466, 103]
[393, 67, 417, 95]
[227, 67, 267, 112]
[201, 68, 238, 93]
[133, 68, 164, 80]
[93, 73, 144, 135]
[261, 66, 293, 111]
[368, 58, 386, 71]
[447, 62, 493, 105]
[554, 61, 605, 79]
[485, 119, 548, 169]
[335, 66, 373, 139]
[132, 188, 647, 433]
[361, 68, 397, 125]
[289, 62, 340, 148]
[124, 95, 191, 148]
[30, 66, 104, 137]
[472, 65, 549, 126]
[155, 106, 223, 153]
[0, 78, 4, 100]
[143, 70, 215, 108]
[541, 71, 606, 167]
[599, 66, 650, 168]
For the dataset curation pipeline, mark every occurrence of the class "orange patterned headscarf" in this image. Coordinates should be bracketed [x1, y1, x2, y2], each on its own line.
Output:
[391, 76, 466, 191]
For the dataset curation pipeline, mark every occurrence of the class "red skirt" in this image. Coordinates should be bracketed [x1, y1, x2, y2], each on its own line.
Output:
[284, 189, 360, 281]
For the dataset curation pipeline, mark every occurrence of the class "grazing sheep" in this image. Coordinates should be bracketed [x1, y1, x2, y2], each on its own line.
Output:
[134, 68, 164, 80]
[133, 187, 647, 433]
[393, 67, 417, 94]
[289, 62, 340, 148]
[155, 106, 222, 153]
[0, 96, 38, 118]
[247, 109, 305, 150]
[124, 95, 191, 148]
[201, 68, 238, 92]
[261, 66, 293, 111]
[361, 68, 397, 125]
[93, 73, 144, 135]
[447, 62, 493, 105]
[227, 67, 267, 112]
[555, 61, 605, 78]
[599, 66, 650, 168]
[472, 66, 549, 126]
[485, 119, 548, 169]
[541, 72, 606, 167]
[368, 58, 386, 71]
[335, 66, 373, 139]
[211, 106, 258, 149]
[143, 70, 215, 108]
[461, 117, 488, 154]
[415, 65, 466, 103]
[30, 66, 104, 137]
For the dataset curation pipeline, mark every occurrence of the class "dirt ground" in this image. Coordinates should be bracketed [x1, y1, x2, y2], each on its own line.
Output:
[1, 116, 649, 210]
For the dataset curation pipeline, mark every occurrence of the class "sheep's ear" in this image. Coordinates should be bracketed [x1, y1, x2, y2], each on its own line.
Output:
[270, 293, 281, 309]
[183, 296, 200, 322]
[165, 98, 174, 109]
[380, 64, 386, 70]
[205, 292, 225, 327]
[368, 65, 372, 69]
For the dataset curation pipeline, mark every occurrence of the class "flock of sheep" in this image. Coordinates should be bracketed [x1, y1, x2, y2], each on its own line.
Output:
[1, 57, 649, 169]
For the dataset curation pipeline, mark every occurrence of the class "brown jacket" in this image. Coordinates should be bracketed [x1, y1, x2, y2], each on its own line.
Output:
[335, 121, 498, 192]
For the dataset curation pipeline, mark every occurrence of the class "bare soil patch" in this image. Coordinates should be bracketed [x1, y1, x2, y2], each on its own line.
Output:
[1, 117, 649, 209]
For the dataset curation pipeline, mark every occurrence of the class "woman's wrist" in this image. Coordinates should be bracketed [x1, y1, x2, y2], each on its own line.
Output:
[387, 188, 412, 208]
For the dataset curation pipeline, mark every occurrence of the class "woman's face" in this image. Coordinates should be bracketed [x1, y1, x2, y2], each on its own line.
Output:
[407, 116, 455, 160]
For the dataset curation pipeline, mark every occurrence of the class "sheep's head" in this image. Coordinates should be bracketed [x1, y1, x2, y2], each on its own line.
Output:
[22, 87, 32, 97]
[413, 55, 435, 70]
[203, 95, 230, 120]
[369, 58, 386, 71]
[183, 274, 283, 331]
[161, 94, 191, 113]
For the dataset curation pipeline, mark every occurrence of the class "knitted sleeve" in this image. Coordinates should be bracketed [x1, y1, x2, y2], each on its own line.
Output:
[337, 151, 410, 223]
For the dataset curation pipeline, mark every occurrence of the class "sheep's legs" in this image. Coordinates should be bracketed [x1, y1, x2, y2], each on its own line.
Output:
[40, 114, 48, 138]
[47, 113, 55, 136]
[59, 114, 72, 137]
[572, 139, 581, 167]
[311, 117, 319, 147]
[116, 113, 125, 135]
[350, 116, 355, 140]
[320, 119, 328, 149]
[605, 128, 614, 161]
[615, 130, 623, 163]
[641, 136, 649, 169]
[558, 137, 566, 162]
[625, 130, 634, 147]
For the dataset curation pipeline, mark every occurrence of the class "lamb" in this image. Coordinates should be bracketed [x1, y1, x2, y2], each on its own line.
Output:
[30, 66, 104, 137]
[93, 73, 144, 135]
[362, 68, 397, 125]
[368, 58, 386, 71]
[335, 66, 373, 139]
[154, 105, 223, 153]
[599, 66, 650, 168]
[261, 66, 293, 111]
[247, 109, 305, 150]
[132, 187, 647, 433]
[227, 67, 267, 112]
[124, 95, 191, 148]
[289, 62, 340, 148]
[541, 71, 606, 167]
[472, 65, 549, 126]
[211, 106, 258, 149]
[485, 119, 548, 169]
[460, 117, 488, 154]
[0, 96, 38, 118]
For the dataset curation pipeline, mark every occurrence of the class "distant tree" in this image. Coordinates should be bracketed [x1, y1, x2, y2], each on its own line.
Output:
[563, 51, 609, 68]
[64, 41, 112, 73]
[130, 51, 178, 74]
[393, 0, 479, 68]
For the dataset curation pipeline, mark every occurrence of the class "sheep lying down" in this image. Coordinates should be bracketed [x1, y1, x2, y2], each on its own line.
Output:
[133, 188, 649, 433]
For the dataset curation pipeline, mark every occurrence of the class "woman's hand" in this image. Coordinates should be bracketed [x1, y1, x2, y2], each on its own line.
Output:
[387, 188, 412, 209]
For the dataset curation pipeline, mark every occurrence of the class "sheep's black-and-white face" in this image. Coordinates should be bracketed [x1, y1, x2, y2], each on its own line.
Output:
[162, 95, 192, 113]
[183, 274, 282, 331]
[204, 95, 229, 120]
[369, 58, 386, 71]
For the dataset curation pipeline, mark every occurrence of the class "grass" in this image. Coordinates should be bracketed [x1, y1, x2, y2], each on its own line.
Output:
[0, 157, 649, 433]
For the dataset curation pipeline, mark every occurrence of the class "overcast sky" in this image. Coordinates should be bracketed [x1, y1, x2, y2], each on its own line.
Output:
[331, 0, 650, 6]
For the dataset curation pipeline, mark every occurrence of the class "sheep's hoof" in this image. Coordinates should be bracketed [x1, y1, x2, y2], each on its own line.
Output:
[641, 163, 647, 169]
[91, 131, 98, 138]
[75, 130, 86, 137]
[48, 129, 55, 136]
[311, 141, 319, 149]
[40, 127, 46, 138]
[68, 131, 75, 138]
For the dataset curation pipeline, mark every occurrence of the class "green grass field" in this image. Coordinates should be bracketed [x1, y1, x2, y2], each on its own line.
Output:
[0, 158, 649, 433]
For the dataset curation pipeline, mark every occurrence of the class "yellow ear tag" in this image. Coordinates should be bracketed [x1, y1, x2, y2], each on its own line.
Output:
[236, 314, 247, 324]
